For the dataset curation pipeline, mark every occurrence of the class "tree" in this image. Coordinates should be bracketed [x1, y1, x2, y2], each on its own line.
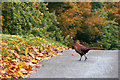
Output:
[47, 2, 119, 49]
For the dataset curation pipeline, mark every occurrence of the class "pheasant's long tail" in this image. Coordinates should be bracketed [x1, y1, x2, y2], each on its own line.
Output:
[89, 47, 104, 50]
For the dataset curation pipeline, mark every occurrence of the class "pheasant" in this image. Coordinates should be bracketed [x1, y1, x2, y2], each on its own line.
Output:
[72, 36, 103, 61]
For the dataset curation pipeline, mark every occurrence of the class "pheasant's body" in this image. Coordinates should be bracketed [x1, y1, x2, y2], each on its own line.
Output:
[74, 42, 90, 54]
[73, 42, 90, 61]
[72, 36, 102, 61]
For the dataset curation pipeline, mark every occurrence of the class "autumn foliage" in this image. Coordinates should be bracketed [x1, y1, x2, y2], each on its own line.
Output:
[0, 34, 68, 78]
[48, 2, 119, 49]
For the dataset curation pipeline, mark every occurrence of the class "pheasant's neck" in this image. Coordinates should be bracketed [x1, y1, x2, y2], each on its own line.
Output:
[74, 39, 77, 43]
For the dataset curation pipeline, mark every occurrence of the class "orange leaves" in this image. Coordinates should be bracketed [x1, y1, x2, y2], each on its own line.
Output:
[68, 48, 72, 50]
[10, 59, 18, 65]
[53, 40, 55, 42]
[0, 34, 68, 79]
[72, 54, 75, 56]
[25, 65, 32, 71]
[21, 55, 28, 62]
[32, 2, 35, 4]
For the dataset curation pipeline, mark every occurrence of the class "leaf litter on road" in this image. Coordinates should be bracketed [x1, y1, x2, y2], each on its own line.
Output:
[0, 34, 68, 79]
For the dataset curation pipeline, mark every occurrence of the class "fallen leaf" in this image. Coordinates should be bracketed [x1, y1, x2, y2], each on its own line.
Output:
[72, 54, 75, 56]
[8, 50, 20, 58]
[28, 53, 35, 58]
[35, 64, 42, 68]
[110, 67, 112, 70]
[16, 45, 20, 54]
[25, 47, 28, 56]
[31, 59, 37, 64]
[20, 68, 28, 74]
[69, 48, 72, 50]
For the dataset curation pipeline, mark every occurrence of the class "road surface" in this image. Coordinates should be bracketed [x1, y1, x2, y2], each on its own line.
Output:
[30, 50, 118, 78]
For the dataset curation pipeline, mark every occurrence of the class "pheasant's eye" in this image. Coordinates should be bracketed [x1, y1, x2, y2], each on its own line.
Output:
[72, 37, 75, 39]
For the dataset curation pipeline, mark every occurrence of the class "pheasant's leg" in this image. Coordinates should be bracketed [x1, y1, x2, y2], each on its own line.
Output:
[79, 55, 82, 61]
[84, 55, 87, 61]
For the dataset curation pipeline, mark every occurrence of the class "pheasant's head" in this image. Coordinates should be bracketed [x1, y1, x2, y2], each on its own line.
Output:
[71, 36, 77, 43]
[71, 36, 76, 40]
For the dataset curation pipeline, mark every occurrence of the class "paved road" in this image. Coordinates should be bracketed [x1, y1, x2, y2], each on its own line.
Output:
[30, 50, 118, 78]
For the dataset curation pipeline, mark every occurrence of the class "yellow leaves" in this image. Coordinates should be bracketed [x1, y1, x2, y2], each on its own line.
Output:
[18, 62, 26, 68]
[31, 59, 37, 64]
[16, 45, 20, 54]
[21, 55, 28, 62]
[50, 48, 53, 51]
[40, 47, 44, 51]
[6, 56, 11, 61]
[82, 66, 86, 67]
[69, 2, 75, 6]
[18, 71, 23, 76]
[41, 13, 43, 16]
[43, 57, 50, 60]
[110, 67, 112, 70]
[52, 43, 54, 45]
[10, 38, 14, 41]
[39, 20, 41, 23]
[25, 47, 28, 56]
[22, 40, 25, 43]
[8, 50, 20, 58]
[43, 39, 46, 42]
[0, 75, 2, 78]
[38, 53, 43, 57]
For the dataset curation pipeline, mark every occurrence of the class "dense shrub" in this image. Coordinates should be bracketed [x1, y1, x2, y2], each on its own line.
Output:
[100, 21, 119, 50]
[2, 2, 69, 46]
